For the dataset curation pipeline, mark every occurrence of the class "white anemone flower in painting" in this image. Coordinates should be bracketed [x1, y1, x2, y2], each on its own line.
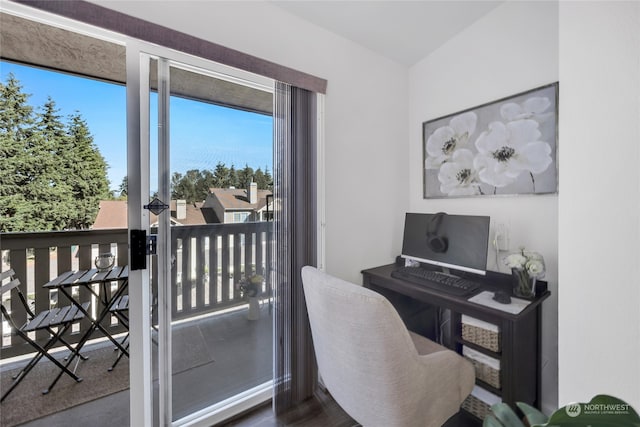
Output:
[500, 96, 553, 123]
[473, 119, 552, 189]
[425, 111, 477, 169]
[422, 83, 557, 198]
[438, 149, 481, 196]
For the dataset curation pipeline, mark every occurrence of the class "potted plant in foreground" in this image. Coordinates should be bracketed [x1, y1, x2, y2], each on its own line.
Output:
[237, 273, 264, 320]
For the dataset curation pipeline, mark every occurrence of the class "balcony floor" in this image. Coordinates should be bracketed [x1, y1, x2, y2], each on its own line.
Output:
[1, 303, 273, 427]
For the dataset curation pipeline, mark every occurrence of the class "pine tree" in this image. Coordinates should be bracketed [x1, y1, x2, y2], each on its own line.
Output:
[213, 162, 230, 188]
[229, 165, 241, 189]
[196, 169, 215, 202]
[171, 170, 200, 203]
[237, 164, 254, 188]
[0, 75, 112, 231]
[170, 163, 273, 204]
[0, 74, 33, 232]
[253, 166, 273, 191]
[32, 98, 73, 230]
[66, 113, 110, 228]
[118, 175, 128, 199]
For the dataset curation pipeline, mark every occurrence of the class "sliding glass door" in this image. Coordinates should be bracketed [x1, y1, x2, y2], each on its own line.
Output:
[128, 47, 274, 426]
[2, 3, 321, 425]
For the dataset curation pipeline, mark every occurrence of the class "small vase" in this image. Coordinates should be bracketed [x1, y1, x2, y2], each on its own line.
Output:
[511, 268, 536, 299]
[247, 296, 260, 320]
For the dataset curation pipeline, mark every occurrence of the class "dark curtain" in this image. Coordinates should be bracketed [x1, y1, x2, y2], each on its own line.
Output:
[272, 81, 318, 414]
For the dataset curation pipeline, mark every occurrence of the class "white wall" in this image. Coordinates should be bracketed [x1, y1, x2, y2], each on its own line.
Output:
[90, 0, 640, 413]
[558, 1, 640, 410]
[92, 1, 409, 283]
[408, 1, 559, 413]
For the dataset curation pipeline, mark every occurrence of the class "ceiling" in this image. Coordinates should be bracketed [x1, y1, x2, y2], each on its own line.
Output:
[0, 13, 273, 114]
[1, 1, 504, 105]
[271, 1, 503, 66]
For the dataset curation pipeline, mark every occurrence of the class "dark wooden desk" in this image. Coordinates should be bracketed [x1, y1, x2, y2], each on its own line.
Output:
[362, 264, 550, 424]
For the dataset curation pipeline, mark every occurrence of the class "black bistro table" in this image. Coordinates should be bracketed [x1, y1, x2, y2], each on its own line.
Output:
[43, 266, 129, 368]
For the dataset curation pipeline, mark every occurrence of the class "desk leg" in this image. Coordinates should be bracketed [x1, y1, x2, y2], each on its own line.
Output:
[442, 310, 461, 351]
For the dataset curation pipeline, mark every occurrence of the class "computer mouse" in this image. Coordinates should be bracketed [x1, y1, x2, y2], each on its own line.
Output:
[493, 291, 511, 304]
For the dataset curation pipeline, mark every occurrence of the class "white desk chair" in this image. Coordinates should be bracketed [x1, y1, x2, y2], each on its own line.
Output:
[301, 266, 475, 427]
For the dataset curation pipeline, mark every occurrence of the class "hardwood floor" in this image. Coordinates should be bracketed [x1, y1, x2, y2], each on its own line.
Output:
[222, 393, 474, 427]
[216, 391, 482, 427]
[222, 391, 359, 427]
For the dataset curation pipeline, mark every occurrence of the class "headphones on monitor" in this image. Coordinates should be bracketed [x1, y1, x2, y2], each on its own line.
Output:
[426, 212, 448, 253]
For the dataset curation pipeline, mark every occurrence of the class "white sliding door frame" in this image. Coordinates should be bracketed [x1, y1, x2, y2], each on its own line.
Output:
[0, 4, 328, 426]
[130, 44, 275, 427]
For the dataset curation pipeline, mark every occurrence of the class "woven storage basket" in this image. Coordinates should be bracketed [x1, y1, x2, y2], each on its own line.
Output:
[465, 356, 501, 389]
[461, 318, 501, 352]
[462, 394, 492, 420]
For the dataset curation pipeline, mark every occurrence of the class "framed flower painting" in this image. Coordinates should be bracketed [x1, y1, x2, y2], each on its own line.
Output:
[423, 82, 558, 198]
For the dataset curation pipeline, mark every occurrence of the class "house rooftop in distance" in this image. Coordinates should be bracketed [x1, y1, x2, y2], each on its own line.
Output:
[204, 184, 272, 223]
[207, 187, 271, 211]
[92, 200, 213, 228]
[92, 200, 129, 229]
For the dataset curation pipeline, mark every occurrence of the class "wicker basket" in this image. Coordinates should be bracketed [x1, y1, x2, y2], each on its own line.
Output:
[462, 394, 492, 420]
[465, 356, 501, 389]
[461, 316, 501, 352]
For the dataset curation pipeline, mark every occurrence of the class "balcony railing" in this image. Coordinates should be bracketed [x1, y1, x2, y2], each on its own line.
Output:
[0, 222, 273, 359]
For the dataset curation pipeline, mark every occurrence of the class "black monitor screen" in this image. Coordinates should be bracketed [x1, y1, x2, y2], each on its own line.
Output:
[401, 212, 490, 275]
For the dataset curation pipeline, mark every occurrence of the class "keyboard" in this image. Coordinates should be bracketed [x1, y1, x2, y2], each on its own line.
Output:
[390, 266, 480, 296]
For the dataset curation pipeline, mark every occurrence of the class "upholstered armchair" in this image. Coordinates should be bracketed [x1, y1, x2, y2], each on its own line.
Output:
[301, 266, 475, 427]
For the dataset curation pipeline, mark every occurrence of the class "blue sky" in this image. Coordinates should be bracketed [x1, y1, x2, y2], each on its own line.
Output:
[0, 61, 273, 193]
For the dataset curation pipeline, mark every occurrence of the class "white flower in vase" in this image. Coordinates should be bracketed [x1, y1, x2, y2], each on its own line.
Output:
[504, 248, 546, 298]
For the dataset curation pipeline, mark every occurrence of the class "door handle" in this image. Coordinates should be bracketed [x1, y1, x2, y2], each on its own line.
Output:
[130, 229, 147, 270]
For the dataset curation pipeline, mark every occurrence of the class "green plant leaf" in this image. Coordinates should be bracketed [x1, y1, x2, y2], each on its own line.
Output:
[483, 414, 506, 427]
[516, 402, 548, 425]
[490, 403, 525, 427]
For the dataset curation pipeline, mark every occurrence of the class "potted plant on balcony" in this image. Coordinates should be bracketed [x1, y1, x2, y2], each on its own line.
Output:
[237, 273, 264, 320]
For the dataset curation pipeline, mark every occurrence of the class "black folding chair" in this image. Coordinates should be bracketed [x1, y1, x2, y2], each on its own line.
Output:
[1, 269, 90, 401]
[107, 291, 160, 371]
[107, 294, 129, 371]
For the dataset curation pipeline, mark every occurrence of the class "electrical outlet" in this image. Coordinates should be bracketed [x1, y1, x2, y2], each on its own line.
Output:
[494, 223, 509, 251]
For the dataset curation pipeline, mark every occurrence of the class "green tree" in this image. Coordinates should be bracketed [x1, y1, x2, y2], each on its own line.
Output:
[171, 170, 200, 203]
[65, 113, 110, 228]
[171, 169, 217, 203]
[170, 163, 273, 204]
[253, 166, 272, 191]
[237, 164, 254, 188]
[117, 175, 128, 199]
[228, 165, 239, 189]
[29, 98, 71, 230]
[212, 162, 230, 187]
[0, 74, 34, 232]
[0, 75, 111, 232]
[196, 169, 215, 201]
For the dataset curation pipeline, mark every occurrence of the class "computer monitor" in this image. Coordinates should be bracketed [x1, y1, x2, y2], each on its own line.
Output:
[400, 212, 490, 276]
